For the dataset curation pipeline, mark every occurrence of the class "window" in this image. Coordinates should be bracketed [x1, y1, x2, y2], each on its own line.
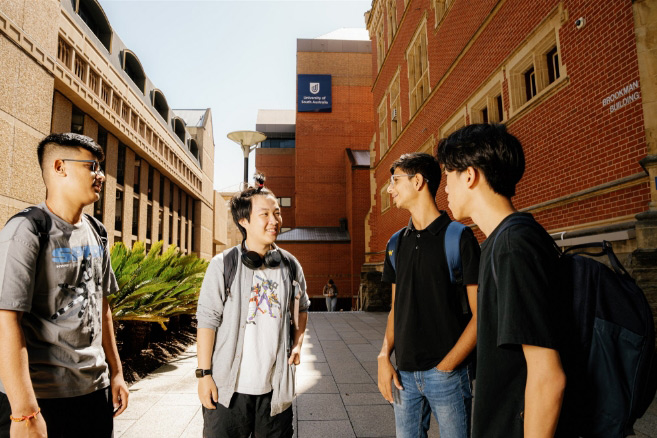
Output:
[524, 66, 537, 101]
[130, 113, 138, 131]
[101, 83, 111, 106]
[278, 197, 292, 207]
[506, 7, 565, 115]
[469, 78, 505, 124]
[407, 20, 430, 116]
[378, 99, 388, 157]
[172, 118, 186, 143]
[417, 135, 436, 154]
[115, 190, 123, 231]
[138, 119, 146, 138]
[152, 89, 169, 122]
[148, 166, 154, 201]
[74, 55, 87, 82]
[57, 38, 72, 69]
[432, 0, 454, 27]
[132, 198, 139, 236]
[260, 139, 295, 148]
[133, 158, 140, 193]
[386, 0, 397, 46]
[380, 183, 391, 213]
[88, 69, 99, 95]
[121, 102, 130, 123]
[440, 107, 466, 138]
[117, 143, 126, 186]
[122, 50, 146, 93]
[375, 15, 385, 71]
[389, 71, 401, 143]
[76, 0, 112, 51]
[146, 204, 152, 240]
[547, 46, 560, 84]
[71, 105, 84, 134]
[111, 94, 121, 115]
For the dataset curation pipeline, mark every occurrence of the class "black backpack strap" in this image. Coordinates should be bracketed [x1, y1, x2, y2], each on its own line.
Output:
[7, 206, 51, 249]
[222, 247, 240, 305]
[564, 240, 632, 279]
[83, 213, 108, 249]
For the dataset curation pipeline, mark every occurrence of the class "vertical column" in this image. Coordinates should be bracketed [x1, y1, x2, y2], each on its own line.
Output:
[162, 177, 171, 249]
[179, 191, 187, 252]
[122, 148, 135, 246]
[152, 169, 161, 244]
[138, 161, 149, 242]
[172, 185, 179, 248]
[103, 135, 118, 248]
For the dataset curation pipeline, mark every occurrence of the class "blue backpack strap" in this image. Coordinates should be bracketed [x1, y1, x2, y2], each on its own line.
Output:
[222, 247, 240, 304]
[444, 221, 470, 315]
[444, 221, 467, 286]
[386, 229, 404, 273]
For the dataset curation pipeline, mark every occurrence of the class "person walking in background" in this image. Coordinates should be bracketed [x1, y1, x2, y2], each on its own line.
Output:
[437, 124, 567, 438]
[323, 278, 338, 312]
[0, 133, 129, 438]
[377, 153, 480, 438]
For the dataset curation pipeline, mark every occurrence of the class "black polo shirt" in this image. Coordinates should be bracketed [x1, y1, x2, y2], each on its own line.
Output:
[382, 213, 480, 371]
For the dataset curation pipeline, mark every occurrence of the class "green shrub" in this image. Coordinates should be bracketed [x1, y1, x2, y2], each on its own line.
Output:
[108, 241, 208, 329]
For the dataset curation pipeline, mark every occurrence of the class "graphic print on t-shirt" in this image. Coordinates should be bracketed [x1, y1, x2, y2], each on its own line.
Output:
[50, 248, 103, 344]
[246, 274, 281, 324]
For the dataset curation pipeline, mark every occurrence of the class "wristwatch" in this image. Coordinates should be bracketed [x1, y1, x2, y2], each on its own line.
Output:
[195, 368, 212, 378]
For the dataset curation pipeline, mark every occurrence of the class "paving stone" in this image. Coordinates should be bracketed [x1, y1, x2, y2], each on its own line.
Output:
[114, 418, 135, 438]
[179, 408, 204, 438]
[157, 393, 202, 406]
[341, 392, 390, 406]
[120, 404, 199, 438]
[118, 390, 163, 420]
[297, 374, 339, 394]
[346, 404, 396, 437]
[298, 420, 356, 438]
[337, 383, 380, 394]
[296, 394, 349, 420]
[297, 361, 332, 376]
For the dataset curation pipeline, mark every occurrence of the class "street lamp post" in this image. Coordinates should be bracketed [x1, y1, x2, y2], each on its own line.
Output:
[227, 131, 267, 188]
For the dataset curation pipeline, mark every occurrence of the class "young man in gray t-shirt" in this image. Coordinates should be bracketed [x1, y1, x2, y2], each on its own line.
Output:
[0, 133, 128, 438]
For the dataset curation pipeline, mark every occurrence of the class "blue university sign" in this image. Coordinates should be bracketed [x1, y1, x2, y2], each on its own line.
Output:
[298, 74, 332, 112]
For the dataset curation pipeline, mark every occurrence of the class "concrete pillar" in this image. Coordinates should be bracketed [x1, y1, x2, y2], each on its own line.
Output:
[151, 169, 161, 244]
[162, 177, 171, 249]
[180, 191, 187, 253]
[103, 134, 118, 248]
[138, 160, 149, 243]
[172, 185, 179, 249]
[51, 92, 72, 134]
[187, 196, 194, 254]
[122, 148, 135, 246]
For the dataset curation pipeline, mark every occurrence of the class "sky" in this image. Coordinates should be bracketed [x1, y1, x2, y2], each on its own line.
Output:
[98, 0, 372, 191]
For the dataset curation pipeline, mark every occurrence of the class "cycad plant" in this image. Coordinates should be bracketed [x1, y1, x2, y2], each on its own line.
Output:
[108, 241, 208, 329]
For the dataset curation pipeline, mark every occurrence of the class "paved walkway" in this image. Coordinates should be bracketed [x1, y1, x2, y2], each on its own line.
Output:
[115, 312, 657, 438]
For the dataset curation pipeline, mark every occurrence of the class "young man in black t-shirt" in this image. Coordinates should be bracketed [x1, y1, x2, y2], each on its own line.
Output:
[377, 153, 480, 438]
[436, 124, 567, 438]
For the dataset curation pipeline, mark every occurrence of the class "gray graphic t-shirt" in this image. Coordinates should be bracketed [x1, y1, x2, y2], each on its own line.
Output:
[0, 204, 118, 398]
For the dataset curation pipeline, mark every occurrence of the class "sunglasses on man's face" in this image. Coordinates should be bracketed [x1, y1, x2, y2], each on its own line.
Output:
[61, 159, 104, 176]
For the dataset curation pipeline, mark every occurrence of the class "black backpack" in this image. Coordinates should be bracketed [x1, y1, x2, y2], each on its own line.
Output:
[492, 216, 657, 437]
[6, 206, 108, 253]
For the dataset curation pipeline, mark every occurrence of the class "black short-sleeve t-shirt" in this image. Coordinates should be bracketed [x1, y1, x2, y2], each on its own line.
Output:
[382, 213, 480, 371]
[472, 213, 567, 438]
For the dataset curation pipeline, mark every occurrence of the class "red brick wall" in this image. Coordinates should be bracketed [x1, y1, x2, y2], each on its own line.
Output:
[368, 0, 648, 260]
[256, 149, 296, 228]
[346, 157, 370, 302]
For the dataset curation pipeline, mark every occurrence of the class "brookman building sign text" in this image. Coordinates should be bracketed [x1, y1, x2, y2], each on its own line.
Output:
[298, 74, 332, 113]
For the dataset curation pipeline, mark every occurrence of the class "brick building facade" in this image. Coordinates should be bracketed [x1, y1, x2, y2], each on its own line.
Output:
[0, 0, 217, 259]
[255, 31, 374, 310]
[364, 0, 657, 312]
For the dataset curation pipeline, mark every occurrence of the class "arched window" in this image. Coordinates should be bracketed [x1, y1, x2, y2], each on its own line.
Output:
[172, 117, 186, 143]
[189, 139, 199, 160]
[122, 50, 146, 94]
[152, 89, 169, 122]
[75, 0, 112, 52]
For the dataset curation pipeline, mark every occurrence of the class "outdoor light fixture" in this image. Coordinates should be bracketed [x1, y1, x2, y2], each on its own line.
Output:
[227, 130, 267, 188]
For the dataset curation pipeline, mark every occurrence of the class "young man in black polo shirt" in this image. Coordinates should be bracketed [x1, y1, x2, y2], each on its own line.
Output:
[437, 124, 567, 438]
[377, 153, 480, 438]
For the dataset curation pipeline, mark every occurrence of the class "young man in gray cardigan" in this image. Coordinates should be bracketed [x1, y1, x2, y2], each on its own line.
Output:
[196, 175, 309, 438]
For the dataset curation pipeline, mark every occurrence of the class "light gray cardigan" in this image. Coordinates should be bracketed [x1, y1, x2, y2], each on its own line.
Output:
[196, 245, 310, 415]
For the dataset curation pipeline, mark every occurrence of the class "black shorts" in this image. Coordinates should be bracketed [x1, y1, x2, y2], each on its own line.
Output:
[203, 391, 293, 438]
[0, 387, 114, 438]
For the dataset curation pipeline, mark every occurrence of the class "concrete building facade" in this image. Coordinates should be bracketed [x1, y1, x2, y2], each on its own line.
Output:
[0, 0, 216, 259]
[255, 30, 374, 310]
[363, 0, 657, 313]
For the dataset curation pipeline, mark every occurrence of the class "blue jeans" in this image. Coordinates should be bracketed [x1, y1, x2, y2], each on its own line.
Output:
[393, 366, 472, 438]
[325, 296, 337, 311]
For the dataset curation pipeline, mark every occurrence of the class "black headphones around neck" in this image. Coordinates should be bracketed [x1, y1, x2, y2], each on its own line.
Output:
[240, 242, 282, 270]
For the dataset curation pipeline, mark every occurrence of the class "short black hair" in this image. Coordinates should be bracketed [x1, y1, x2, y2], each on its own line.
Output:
[37, 133, 105, 168]
[230, 173, 277, 241]
[390, 153, 441, 198]
[436, 123, 525, 198]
